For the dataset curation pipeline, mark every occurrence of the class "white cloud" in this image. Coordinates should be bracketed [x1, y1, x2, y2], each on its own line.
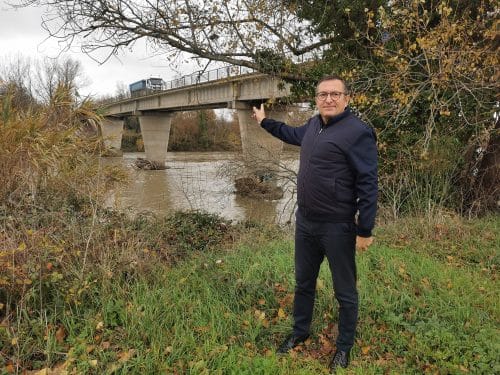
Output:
[0, 1, 201, 97]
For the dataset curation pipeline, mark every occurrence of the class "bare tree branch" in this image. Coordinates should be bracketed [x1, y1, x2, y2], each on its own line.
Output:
[16, 0, 330, 81]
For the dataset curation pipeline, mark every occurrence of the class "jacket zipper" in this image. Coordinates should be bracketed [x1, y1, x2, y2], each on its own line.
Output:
[302, 123, 325, 215]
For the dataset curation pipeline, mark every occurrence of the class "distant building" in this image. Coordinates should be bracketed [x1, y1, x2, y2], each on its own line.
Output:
[129, 78, 165, 97]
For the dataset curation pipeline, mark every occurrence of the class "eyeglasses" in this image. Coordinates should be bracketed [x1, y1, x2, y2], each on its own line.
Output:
[316, 91, 346, 101]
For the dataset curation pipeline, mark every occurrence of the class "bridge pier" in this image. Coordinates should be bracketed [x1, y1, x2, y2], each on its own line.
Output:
[235, 103, 293, 196]
[101, 118, 124, 151]
[138, 113, 174, 165]
[236, 103, 291, 159]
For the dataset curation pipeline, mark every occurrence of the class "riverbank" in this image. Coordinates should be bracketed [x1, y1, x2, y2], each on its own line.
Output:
[1, 88, 498, 374]
[1, 210, 498, 374]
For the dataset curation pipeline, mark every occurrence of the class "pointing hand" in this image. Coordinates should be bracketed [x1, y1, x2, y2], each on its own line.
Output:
[252, 103, 266, 125]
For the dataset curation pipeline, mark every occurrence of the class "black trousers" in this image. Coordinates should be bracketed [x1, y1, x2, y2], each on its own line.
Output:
[293, 211, 358, 352]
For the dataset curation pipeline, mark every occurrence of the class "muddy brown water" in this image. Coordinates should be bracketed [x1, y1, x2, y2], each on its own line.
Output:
[102, 151, 299, 225]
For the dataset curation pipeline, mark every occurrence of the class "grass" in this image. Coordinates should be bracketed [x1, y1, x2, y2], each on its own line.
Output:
[1, 85, 498, 374]
[2, 214, 498, 374]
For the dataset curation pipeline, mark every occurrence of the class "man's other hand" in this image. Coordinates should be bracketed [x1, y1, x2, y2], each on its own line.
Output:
[252, 103, 266, 124]
[356, 236, 373, 252]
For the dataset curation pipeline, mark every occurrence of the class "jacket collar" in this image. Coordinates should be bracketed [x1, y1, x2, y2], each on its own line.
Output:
[319, 107, 351, 127]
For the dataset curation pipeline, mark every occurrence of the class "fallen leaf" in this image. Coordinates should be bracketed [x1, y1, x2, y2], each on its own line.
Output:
[118, 349, 136, 363]
[254, 309, 265, 320]
[361, 346, 371, 355]
[55, 325, 66, 344]
[277, 308, 286, 319]
[421, 277, 431, 288]
[195, 325, 209, 333]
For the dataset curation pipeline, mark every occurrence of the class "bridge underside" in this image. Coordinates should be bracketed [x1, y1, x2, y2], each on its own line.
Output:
[100, 103, 292, 166]
[100, 73, 295, 167]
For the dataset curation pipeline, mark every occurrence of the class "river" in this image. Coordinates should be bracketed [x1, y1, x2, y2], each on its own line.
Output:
[102, 151, 299, 225]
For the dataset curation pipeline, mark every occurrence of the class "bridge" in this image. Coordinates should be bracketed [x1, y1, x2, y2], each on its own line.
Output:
[100, 66, 295, 164]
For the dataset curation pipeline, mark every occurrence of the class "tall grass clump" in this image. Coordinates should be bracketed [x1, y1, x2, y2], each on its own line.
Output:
[0, 84, 116, 300]
[378, 136, 464, 220]
[0, 84, 128, 368]
[0, 82, 281, 373]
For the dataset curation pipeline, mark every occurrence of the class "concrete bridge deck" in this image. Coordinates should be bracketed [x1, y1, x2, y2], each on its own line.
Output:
[100, 69, 295, 165]
[103, 72, 290, 116]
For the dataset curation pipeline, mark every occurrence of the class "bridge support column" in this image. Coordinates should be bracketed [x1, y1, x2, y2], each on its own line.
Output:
[236, 103, 292, 161]
[101, 117, 124, 151]
[235, 103, 293, 191]
[138, 113, 174, 165]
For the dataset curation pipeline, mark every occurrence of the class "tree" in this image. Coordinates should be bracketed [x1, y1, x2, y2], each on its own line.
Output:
[1, 55, 87, 106]
[18, 0, 498, 214]
[18, 0, 340, 81]
[342, 0, 499, 215]
[0, 55, 36, 110]
[34, 57, 86, 103]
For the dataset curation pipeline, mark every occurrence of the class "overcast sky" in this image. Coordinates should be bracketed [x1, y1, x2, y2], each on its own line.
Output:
[0, 1, 201, 98]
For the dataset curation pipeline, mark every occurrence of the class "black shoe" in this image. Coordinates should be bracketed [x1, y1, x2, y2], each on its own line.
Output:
[277, 333, 309, 354]
[329, 350, 349, 371]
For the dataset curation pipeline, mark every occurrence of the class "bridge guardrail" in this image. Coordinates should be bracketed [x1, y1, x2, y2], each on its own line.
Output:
[164, 65, 255, 90]
[105, 65, 257, 104]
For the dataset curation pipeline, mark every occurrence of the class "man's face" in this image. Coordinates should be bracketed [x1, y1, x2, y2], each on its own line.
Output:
[315, 79, 350, 122]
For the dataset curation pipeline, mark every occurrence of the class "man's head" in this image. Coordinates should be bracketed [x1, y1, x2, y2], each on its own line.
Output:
[315, 75, 351, 123]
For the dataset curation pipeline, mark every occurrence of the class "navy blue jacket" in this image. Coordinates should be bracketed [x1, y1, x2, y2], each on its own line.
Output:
[261, 108, 378, 237]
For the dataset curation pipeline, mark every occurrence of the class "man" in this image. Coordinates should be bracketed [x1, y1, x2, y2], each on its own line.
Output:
[252, 75, 378, 371]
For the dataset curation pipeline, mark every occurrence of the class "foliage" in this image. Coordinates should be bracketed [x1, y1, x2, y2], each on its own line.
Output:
[1, 214, 498, 373]
[121, 129, 143, 152]
[18, 0, 499, 214]
[0, 83, 123, 306]
[0, 86, 104, 209]
[169, 110, 241, 151]
[335, 0, 499, 216]
[0, 55, 86, 107]
[18, 0, 323, 80]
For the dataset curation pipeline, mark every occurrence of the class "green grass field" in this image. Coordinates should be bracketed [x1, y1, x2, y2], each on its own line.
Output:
[2, 213, 498, 374]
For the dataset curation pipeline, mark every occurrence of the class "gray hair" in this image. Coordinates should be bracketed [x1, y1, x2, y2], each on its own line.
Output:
[316, 75, 351, 95]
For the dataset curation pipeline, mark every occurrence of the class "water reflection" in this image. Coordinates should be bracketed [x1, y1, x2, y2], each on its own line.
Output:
[102, 151, 298, 224]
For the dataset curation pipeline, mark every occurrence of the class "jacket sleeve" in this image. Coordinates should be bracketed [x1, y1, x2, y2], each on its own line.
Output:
[260, 118, 308, 146]
[346, 128, 378, 237]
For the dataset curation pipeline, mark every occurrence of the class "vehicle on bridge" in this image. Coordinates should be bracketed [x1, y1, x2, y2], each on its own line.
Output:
[129, 77, 165, 97]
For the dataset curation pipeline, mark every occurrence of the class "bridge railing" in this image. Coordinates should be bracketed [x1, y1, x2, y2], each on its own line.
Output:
[164, 65, 255, 90]
[102, 65, 257, 104]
